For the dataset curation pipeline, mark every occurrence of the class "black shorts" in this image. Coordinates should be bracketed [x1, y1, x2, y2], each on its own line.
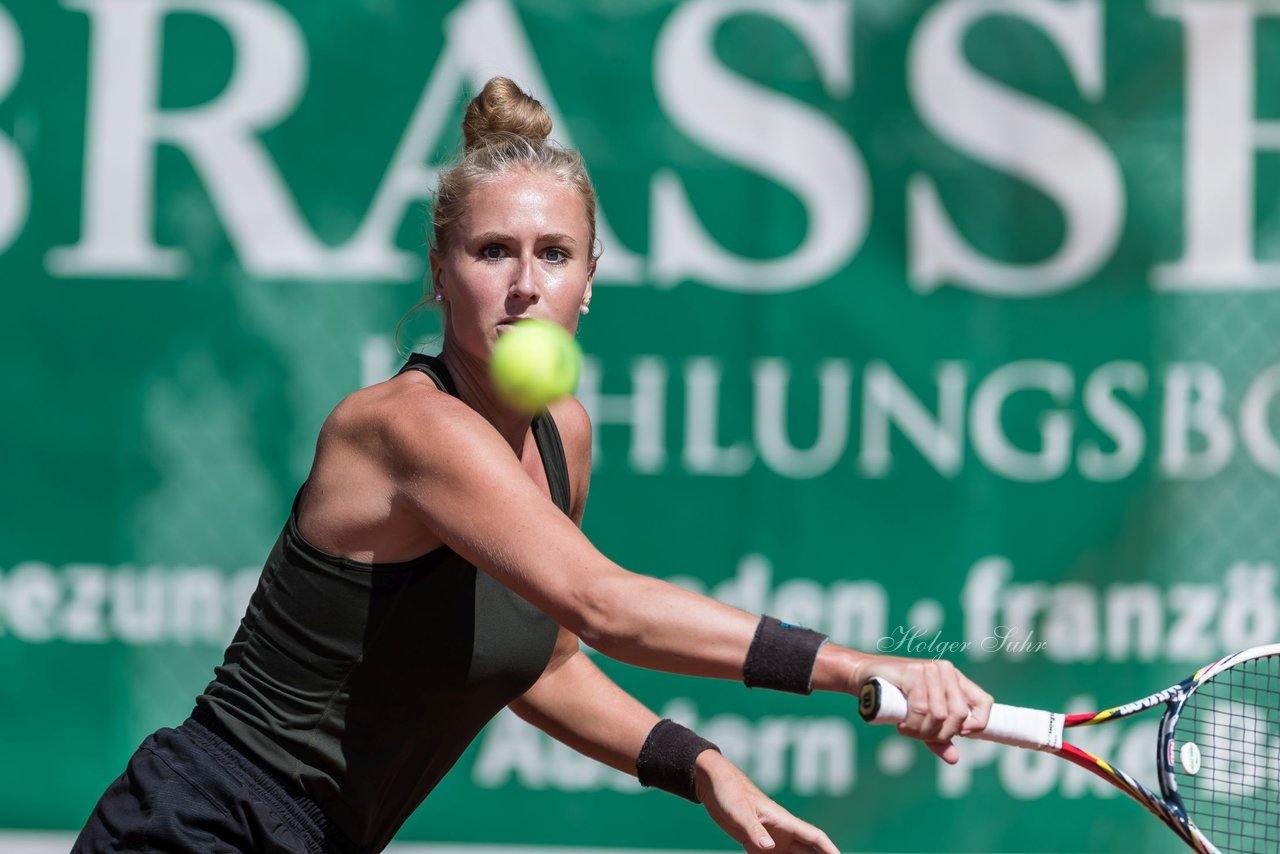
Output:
[73, 711, 353, 853]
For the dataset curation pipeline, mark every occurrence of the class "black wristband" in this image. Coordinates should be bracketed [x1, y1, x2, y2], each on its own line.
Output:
[635, 719, 720, 803]
[743, 615, 828, 694]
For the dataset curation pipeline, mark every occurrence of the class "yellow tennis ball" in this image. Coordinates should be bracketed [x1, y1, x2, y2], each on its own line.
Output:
[489, 319, 582, 413]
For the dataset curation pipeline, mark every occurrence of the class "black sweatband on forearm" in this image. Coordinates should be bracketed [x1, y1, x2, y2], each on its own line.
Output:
[743, 614, 829, 694]
[635, 719, 720, 803]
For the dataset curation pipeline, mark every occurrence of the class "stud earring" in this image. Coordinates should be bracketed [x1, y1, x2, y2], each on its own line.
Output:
[579, 304, 590, 315]
[433, 293, 444, 302]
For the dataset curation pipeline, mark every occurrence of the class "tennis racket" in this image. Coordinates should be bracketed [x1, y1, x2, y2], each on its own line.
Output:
[858, 644, 1280, 853]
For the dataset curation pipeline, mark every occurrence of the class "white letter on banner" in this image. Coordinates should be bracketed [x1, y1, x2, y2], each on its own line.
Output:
[684, 358, 753, 475]
[858, 361, 967, 478]
[49, 0, 324, 278]
[970, 361, 1075, 481]
[1078, 361, 1147, 482]
[575, 356, 667, 473]
[6, 562, 60, 642]
[908, 0, 1122, 296]
[1159, 363, 1234, 478]
[60, 565, 110, 642]
[962, 556, 1011, 663]
[651, 0, 867, 292]
[753, 359, 851, 479]
[938, 739, 1000, 797]
[1152, 1, 1280, 290]
[1239, 364, 1280, 475]
[336, 0, 644, 284]
[0, 5, 28, 255]
[472, 709, 547, 789]
[1105, 584, 1163, 663]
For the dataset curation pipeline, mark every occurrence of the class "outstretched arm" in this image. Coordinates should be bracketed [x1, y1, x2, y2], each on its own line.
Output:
[510, 627, 839, 854]
[387, 391, 990, 760]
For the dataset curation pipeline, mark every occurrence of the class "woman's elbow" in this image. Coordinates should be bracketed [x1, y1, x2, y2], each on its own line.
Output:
[565, 568, 634, 653]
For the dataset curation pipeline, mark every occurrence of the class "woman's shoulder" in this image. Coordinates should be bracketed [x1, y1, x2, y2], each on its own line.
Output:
[321, 370, 479, 453]
[547, 395, 591, 449]
[547, 396, 592, 508]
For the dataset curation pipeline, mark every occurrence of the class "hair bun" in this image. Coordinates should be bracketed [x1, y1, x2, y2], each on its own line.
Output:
[462, 77, 553, 152]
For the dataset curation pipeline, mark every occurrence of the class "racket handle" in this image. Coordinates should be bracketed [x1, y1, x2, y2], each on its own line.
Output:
[859, 677, 1064, 751]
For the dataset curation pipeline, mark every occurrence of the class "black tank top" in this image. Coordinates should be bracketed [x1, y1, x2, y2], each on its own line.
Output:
[196, 355, 566, 851]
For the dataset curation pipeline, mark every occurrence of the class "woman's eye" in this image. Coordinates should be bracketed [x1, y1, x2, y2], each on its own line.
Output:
[544, 248, 566, 263]
[481, 245, 505, 260]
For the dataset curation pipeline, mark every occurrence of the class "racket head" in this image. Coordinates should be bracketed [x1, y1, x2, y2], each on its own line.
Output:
[1160, 644, 1280, 853]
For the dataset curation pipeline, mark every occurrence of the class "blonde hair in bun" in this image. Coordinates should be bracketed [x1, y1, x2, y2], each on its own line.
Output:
[431, 77, 599, 258]
[460, 76, 553, 151]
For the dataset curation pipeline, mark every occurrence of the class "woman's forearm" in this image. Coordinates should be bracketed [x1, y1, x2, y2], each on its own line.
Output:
[579, 569, 861, 692]
[510, 645, 659, 777]
[579, 569, 911, 702]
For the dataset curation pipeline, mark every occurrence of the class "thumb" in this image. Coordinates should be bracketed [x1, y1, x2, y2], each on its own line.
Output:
[740, 820, 776, 854]
[725, 804, 776, 854]
[927, 740, 960, 765]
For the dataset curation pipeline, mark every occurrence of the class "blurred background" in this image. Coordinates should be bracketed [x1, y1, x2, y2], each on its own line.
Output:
[2, 0, 1279, 851]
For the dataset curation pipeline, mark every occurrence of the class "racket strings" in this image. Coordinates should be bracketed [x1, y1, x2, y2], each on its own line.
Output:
[1176, 654, 1280, 853]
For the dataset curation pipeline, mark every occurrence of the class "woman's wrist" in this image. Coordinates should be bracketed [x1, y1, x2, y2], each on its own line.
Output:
[692, 747, 734, 804]
[637, 719, 720, 802]
[810, 643, 868, 695]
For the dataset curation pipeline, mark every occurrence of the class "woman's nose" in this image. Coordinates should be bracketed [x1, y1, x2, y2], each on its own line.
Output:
[508, 258, 539, 301]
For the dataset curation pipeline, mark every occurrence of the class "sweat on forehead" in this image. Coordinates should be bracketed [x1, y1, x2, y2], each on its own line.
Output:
[438, 159, 593, 241]
[458, 172, 591, 235]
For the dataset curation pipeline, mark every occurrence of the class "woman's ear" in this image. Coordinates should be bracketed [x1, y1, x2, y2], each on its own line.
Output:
[428, 250, 445, 298]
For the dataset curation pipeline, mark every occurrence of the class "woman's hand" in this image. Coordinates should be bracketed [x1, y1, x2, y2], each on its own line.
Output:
[855, 655, 992, 764]
[694, 750, 840, 854]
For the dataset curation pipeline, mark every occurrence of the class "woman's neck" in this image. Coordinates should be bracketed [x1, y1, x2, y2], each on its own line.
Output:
[439, 344, 533, 455]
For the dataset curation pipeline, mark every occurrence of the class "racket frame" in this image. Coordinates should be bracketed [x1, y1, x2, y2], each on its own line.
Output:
[859, 643, 1280, 853]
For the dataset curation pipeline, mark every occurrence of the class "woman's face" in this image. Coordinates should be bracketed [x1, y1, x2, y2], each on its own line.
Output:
[432, 168, 594, 364]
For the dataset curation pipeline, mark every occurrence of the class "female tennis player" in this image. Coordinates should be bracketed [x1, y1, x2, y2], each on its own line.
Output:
[73, 77, 992, 854]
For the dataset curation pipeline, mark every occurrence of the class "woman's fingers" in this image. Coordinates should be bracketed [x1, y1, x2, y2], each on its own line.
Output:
[778, 822, 840, 854]
[702, 765, 840, 854]
[885, 658, 989, 760]
[754, 797, 841, 854]
[743, 823, 777, 854]
[924, 738, 961, 765]
[961, 675, 994, 736]
[707, 785, 777, 853]
[934, 662, 974, 745]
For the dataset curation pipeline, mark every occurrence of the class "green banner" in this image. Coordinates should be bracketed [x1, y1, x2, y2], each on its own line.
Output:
[3, 1, 1280, 851]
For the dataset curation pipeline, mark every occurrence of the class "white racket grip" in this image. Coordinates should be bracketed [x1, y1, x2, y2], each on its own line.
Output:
[860, 677, 1064, 751]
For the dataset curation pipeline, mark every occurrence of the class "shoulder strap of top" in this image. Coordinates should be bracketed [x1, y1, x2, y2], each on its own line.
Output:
[397, 353, 458, 396]
[532, 413, 572, 516]
[397, 353, 573, 516]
